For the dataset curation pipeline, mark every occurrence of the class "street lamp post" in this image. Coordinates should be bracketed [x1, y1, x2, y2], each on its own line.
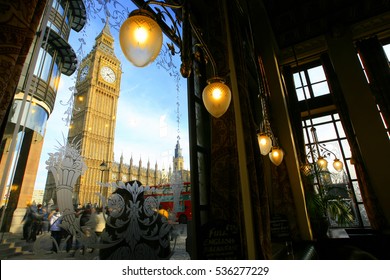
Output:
[99, 160, 108, 207]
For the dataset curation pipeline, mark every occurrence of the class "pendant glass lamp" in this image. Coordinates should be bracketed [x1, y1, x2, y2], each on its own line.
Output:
[269, 146, 284, 166]
[316, 156, 328, 170]
[333, 158, 343, 172]
[301, 163, 312, 177]
[202, 78, 231, 118]
[119, 9, 163, 67]
[257, 133, 272, 155]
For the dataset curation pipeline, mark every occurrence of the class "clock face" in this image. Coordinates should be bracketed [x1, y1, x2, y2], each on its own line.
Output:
[79, 65, 89, 81]
[100, 66, 116, 83]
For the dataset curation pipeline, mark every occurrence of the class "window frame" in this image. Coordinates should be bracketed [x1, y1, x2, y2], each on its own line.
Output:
[292, 62, 368, 228]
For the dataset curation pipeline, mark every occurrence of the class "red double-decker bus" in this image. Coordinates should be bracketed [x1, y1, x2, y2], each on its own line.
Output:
[145, 182, 192, 224]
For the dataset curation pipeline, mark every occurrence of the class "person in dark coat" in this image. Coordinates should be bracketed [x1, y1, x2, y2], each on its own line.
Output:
[29, 204, 43, 241]
[21, 203, 34, 240]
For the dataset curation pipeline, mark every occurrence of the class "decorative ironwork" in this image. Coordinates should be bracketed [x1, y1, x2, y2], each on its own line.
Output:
[59, 0, 185, 127]
[83, 0, 130, 32]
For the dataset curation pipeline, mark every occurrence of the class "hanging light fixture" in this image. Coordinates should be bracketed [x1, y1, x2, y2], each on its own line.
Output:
[255, 56, 284, 166]
[119, 1, 231, 118]
[269, 146, 284, 166]
[301, 126, 344, 174]
[301, 162, 312, 177]
[256, 115, 273, 156]
[333, 158, 343, 171]
[119, 9, 163, 67]
[202, 77, 231, 118]
[257, 132, 272, 156]
[316, 156, 328, 170]
[292, 46, 344, 173]
[308, 121, 344, 173]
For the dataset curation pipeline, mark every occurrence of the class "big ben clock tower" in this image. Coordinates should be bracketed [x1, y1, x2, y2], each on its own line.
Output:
[68, 20, 121, 205]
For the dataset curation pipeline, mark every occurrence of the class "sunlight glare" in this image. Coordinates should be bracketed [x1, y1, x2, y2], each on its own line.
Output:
[212, 88, 222, 100]
[134, 26, 148, 44]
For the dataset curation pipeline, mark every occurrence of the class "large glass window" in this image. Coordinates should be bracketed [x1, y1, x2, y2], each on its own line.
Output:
[293, 64, 368, 228]
[293, 65, 330, 101]
[302, 113, 365, 227]
[381, 43, 390, 139]
[34, 46, 61, 93]
[49, 61, 61, 90]
[34, 48, 53, 83]
[52, 0, 65, 16]
[48, 20, 61, 35]
[384, 43, 390, 61]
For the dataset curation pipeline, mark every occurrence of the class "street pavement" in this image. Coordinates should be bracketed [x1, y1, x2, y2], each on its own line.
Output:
[0, 224, 190, 260]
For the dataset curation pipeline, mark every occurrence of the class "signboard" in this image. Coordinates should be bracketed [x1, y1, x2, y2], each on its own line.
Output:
[270, 215, 290, 241]
[201, 220, 241, 259]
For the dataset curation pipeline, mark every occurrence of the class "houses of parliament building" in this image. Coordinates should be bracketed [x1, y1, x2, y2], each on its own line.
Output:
[43, 139, 190, 207]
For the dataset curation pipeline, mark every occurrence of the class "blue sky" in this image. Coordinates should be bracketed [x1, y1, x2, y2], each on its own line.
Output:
[34, 1, 189, 190]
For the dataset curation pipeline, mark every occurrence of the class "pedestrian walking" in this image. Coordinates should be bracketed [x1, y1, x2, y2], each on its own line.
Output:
[21, 203, 34, 241]
[49, 208, 62, 252]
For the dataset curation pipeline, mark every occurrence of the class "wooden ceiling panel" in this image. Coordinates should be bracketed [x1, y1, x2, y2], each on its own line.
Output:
[261, 0, 390, 49]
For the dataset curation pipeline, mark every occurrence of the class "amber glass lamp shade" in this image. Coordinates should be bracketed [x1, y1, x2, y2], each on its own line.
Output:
[202, 78, 231, 118]
[257, 133, 272, 155]
[119, 9, 163, 67]
[269, 146, 284, 166]
[316, 156, 328, 170]
[333, 158, 343, 172]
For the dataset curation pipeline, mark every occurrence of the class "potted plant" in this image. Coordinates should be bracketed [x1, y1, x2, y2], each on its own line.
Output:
[302, 165, 355, 239]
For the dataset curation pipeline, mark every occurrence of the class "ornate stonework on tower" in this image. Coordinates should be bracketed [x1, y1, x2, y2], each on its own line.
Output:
[173, 140, 184, 172]
[68, 20, 121, 205]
